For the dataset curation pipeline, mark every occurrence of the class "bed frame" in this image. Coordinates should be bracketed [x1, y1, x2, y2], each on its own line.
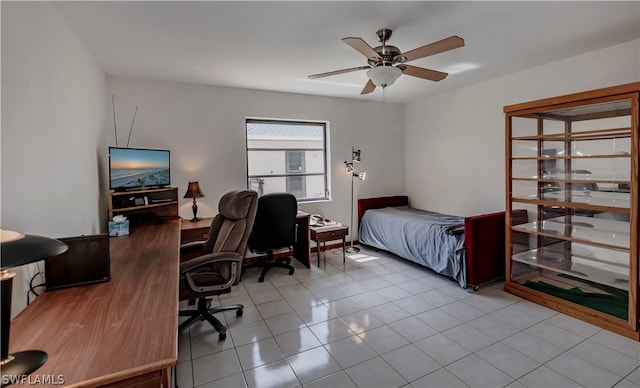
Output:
[358, 195, 509, 289]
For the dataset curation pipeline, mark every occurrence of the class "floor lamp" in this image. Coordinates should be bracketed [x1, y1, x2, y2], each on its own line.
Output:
[345, 148, 366, 254]
[1, 229, 68, 384]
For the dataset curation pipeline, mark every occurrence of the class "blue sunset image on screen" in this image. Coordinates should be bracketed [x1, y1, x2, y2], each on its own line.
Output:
[110, 148, 170, 188]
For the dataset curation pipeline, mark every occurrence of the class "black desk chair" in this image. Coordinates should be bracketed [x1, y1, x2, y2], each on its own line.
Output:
[244, 192, 297, 282]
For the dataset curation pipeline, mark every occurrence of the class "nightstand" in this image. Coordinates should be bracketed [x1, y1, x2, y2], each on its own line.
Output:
[309, 225, 348, 267]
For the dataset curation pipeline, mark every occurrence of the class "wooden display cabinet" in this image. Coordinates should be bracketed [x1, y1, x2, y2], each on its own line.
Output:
[504, 82, 639, 340]
[109, 187, 179, 224]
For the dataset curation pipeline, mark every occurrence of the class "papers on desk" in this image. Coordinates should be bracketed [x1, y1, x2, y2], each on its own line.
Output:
[312, 221, 344, 231]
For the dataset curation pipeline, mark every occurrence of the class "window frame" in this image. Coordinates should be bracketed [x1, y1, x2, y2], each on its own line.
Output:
[245, 118, 331, 202]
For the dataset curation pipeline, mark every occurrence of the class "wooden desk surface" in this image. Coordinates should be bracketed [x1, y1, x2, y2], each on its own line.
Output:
[8, 221, 180, 387]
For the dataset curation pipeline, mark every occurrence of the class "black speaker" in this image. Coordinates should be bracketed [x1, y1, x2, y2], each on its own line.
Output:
[45, 234, 110, 291]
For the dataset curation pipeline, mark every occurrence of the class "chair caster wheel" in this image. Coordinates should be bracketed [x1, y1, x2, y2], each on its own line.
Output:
[219, 332, 227, 340]
[236, 308, 243, 317]
[288, 268, 294, 275]
[258, 276, 265, 283]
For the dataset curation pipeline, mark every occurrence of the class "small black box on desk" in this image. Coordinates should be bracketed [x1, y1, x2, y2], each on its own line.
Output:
[45, 234, 111, 291]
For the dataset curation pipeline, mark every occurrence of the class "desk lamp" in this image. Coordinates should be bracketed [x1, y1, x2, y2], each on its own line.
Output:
[344, 148, 366, 254]
[1, 230, 67, 382]
[183, 181, 205, 222]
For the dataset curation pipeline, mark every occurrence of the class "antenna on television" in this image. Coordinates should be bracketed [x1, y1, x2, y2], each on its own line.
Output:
[112, 95, 118, 147]
[125, 107, 138, 148]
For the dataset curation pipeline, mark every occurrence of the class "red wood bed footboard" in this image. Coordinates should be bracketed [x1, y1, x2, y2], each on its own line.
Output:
[357, 196, 516, 289]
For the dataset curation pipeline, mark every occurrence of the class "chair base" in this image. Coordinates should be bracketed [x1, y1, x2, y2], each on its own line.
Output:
[178, 297, 243, 340]
[243, 254, 295, 283]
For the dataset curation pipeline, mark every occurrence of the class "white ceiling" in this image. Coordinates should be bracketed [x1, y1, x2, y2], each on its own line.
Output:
[53, 1, 640, 104]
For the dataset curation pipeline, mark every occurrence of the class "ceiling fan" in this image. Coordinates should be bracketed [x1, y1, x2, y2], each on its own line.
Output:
[309, 29, 464, 95]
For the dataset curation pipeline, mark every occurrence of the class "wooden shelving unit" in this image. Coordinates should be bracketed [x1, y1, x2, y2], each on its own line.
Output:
[504, 82, 639, 340]
[109, 187, 179, 223]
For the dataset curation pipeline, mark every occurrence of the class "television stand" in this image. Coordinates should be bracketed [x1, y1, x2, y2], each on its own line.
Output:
[109, 187, 179, 223]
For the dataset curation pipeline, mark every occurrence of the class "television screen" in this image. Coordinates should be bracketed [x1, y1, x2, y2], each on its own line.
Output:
[109, 147, 170, 190]
[45, 234, 110, 291]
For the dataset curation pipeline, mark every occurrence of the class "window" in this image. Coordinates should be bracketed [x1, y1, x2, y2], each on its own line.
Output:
[246, 119, 329, 202]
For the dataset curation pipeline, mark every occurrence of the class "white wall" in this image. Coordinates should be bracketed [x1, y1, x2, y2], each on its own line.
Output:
[106, 77, 404, 228]
[1, 2, 107, 315]
[404, 39, 640, 216]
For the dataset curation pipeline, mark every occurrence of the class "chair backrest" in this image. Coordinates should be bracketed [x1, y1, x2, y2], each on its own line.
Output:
[201, 190, 258, 283]
[248, 192, 298, 252]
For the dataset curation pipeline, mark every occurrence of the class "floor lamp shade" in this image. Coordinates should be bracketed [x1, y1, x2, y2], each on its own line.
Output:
[1, 230, 68, 384]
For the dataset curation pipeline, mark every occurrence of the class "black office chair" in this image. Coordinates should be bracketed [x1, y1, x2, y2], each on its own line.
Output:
[244, 192, 297, 282]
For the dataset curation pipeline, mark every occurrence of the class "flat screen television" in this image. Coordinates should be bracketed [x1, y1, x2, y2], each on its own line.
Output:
[109, 147, 170, 191]
[45, 234, 110, 291]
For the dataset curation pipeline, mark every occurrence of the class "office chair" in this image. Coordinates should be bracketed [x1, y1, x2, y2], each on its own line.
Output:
[244, 192, 297, 282]
[178, 190, 258, 340]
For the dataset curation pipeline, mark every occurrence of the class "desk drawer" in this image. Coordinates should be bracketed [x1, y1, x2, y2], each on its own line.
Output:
[312, 228, 348, 241]
[181, 228, 209, 244]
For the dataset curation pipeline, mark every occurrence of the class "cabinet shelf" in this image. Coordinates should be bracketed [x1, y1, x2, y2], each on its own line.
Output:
[513, 154, 630, 161]
[512, 175, 630, 185]
[505, 82, 639, 339]
[512, 249, 628, 291]
[512, 126, 631, 142]
[109, 187, 179, 223]
[511, 215, 630, 250]
[512, 190, 630, 212]
[112, 200, 179, 214]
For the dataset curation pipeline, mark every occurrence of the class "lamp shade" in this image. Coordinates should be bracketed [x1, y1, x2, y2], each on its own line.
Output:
[367, 66, 402, 88]
[0, 230, 68, 270]
[344, 161, 355, 174]
[352, 148, 361, 163]
[183, 181, 205, 199]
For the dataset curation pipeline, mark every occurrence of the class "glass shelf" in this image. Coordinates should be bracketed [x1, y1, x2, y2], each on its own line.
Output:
[512, 246, 629, 291]
[511, 215, 630, 249]
[512, 190, 630, 210]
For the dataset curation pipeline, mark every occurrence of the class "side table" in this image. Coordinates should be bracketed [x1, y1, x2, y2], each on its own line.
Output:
[309, 225, 349, 267]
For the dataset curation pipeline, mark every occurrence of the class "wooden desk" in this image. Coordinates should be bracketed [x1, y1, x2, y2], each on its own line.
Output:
[8, 221, 180, 387]
[180, 217, 213, 244]
[294, 212, 311, 268]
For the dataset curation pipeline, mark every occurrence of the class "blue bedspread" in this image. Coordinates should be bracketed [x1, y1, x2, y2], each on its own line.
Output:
[358, 206, 467, 288]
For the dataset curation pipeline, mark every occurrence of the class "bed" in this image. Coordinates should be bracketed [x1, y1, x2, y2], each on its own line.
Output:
[358, 196, 512, 290]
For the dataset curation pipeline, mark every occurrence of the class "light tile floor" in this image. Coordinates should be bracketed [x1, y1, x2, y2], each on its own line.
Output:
[177, 246, 640, 388]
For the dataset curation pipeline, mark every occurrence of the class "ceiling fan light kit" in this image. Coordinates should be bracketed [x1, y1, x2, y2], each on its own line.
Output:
[309, 28, 464, 95]
[367, 66, 402, 88]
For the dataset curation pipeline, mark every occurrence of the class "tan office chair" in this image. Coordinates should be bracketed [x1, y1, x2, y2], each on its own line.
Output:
[179, 190, 258, 340]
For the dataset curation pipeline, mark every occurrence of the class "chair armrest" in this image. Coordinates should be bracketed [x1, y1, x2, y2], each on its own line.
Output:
[180, 240, 206, 251]
[180, 252, 242, 274]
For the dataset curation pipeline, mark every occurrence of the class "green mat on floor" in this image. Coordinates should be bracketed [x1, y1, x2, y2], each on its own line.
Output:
[523, 278, 628, 320]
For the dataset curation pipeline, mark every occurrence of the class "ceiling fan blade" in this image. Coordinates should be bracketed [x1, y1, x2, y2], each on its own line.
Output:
[360, 79, 376, 95]
[342, 37, 382, 60]
[308, 66, 370, 79]
[396, 35, 464, 63]
[400, 65, 448, 82]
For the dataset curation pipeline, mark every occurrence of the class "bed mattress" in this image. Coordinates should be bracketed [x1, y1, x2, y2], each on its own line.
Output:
[359, 206, 467, 287]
